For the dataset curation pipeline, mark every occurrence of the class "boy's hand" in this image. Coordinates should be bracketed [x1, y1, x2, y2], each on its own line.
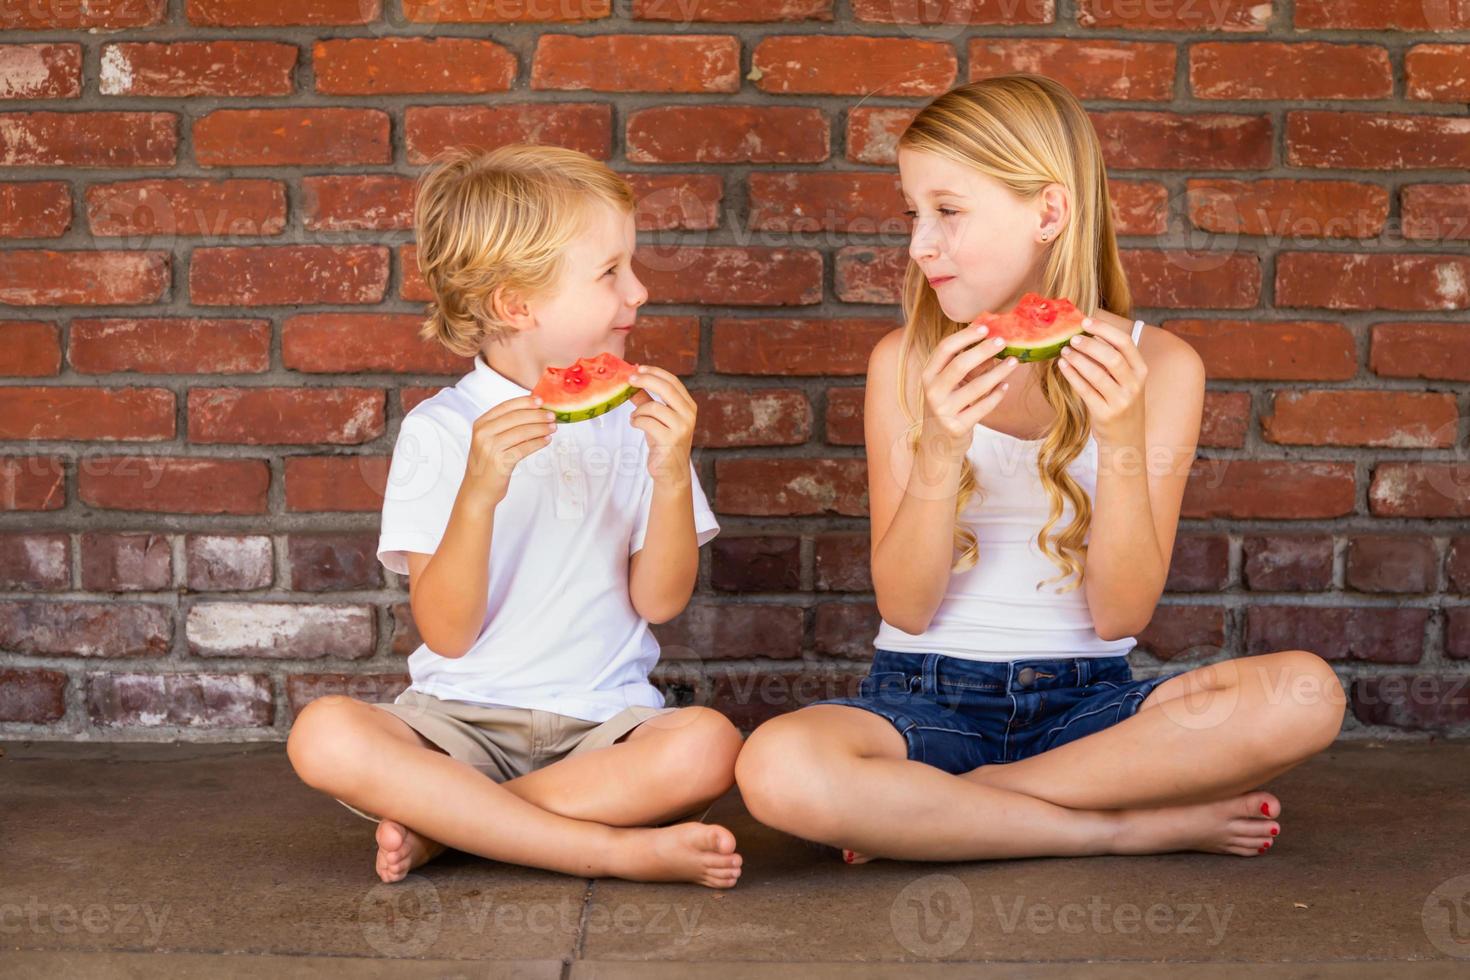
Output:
[627, 364, 695, 488]
[464, 394, 557, 506]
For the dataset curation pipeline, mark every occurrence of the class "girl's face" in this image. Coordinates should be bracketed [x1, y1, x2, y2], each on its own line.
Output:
[526, 200, 647, 361]
[898, 146, 1052, 323]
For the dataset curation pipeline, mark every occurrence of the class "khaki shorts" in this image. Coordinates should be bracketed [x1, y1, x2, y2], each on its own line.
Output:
[336, 689, 685, 823]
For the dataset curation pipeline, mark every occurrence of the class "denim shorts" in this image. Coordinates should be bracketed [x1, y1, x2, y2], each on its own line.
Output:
[809, 649, 1187, 775]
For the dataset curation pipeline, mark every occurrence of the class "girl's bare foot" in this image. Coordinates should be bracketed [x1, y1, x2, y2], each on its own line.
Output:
[605, 822, 743, 888]
[375, 819, 447, 883]
[841, 791, 1282, 865]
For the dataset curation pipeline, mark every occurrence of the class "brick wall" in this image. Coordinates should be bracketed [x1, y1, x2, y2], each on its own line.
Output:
[1, 1, 1467, 742]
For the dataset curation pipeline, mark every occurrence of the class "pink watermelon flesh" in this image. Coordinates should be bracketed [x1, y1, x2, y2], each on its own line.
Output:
[973, 293, 1088, 363]
[531, 352, 638, 423]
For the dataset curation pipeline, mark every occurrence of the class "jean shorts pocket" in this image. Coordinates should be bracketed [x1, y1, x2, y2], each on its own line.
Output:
[859, 671, 911, 698]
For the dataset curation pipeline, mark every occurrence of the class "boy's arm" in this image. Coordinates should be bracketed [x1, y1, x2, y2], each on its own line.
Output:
[628, 472, 698, 625]
[404, 483, 497, 658]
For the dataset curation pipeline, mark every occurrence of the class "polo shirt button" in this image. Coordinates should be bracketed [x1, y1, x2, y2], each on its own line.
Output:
[1017, 667, 1036, 686]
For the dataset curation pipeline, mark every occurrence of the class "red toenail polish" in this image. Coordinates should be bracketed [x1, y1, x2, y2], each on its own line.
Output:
[1260, 802, 1270, 816]
[1258, 844, 1267, 852]
[843, 849, 853, 863]
[1270, 827, 1278, 836]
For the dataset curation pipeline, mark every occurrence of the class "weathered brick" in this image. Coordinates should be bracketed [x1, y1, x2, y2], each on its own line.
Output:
[846, 107, 916, 165]
[186, 534, 273, 592]
[1369, 464, 1470, 519]
[86, 672, 273, 729]
[710, 536, 801, 593]
[0, 44, 82, 99]
[1350, 674, 1470, 732]
[100, 41, 296, 97]
[1, 456, 64, 511]
[1406, 45, 1470, 102]
[1346, 536, 1438, 594]
[1187, 179, 1388, 238]
[1199, 391, 1249, 449]
[1247, 606, 1428, 663]
[1184, 460, 1355, 520]
[834, 246, 907, 304]
[1296, 0, 1469, 31]
[0, 532, 68, 590]
[626, 107, 828, 164]
[0, 251, 169, 306]
[652, 602, 804, 661]
[315, 38, 516, 95]
[1277, 253, 1470, 311]
[814, 532, 871, 592]
[825, 386, 865, 446]
[626, 174, 723, 231]
[188, 388, 384, 446]
[86, 179, 286, 238]
[715, 458, 868, 516]
[0, 182, 71, 238]
[0, 668, 66, 723]
[1243, 536, 1334, 592]
[532, 35, 739, 93]
[1448, 537, 1470, 594]
[79, 532, 172, 592]
[1134, 604, 1227, 662]
[751, 36, 955, 96]
[0, 321, 61, 377]
[1262, 390, 1458, 448]
[0, 601, 171, 658]
[748, 172, 904, 235]
[282, 314, 468, 375]
[624, 316, 700, 375]
[391, 602, 422, 655]
[1163, 319, 1356, 381]
[405, 0, 608, 20]
[285, 457, 389, 513]
[302, 175, 412, 232]
[186, 603, 375, 659]
[1401, 184, 1470, 242]
[1090, 111, 1273, 170]
[0, 112, 176, 167]
[1371, 322, 1470, 383]
[855, 0, 1051, 23]
[1287, 112, 1470, 170]
[693, 389, 811, 448]
[285, 673, 410, 719]
[0, 387, 175, 441]
[635, 247, 822, 306]
[1450, 609, 1470, 660]
[2, 0, 165, 29]
[1123, 250, 1261, 309]
[813, 601, 879, 659]
[633, 0, 829, 21]
[1191, 43, 1391, 100]
[971, 39, 1174, 100]
[713, 318, 894, 375]
[1079, 0, 1267, 30]
[68, 318, 271, 375]
[80, 457, 269, 515]
[288, 533, 381, 591]
[191, 245, 388, 307]
[405, 104, 611, 163]
[194, 109, 389, 167]
[1111, 180, 1169, 235]
[1165, 533, 1230, 592]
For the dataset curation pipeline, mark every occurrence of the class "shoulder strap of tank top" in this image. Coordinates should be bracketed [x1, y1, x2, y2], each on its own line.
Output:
[1130, 319, 1144, 345]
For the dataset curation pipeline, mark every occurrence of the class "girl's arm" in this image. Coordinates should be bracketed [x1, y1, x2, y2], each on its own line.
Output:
[1057, 322, 1206, 640]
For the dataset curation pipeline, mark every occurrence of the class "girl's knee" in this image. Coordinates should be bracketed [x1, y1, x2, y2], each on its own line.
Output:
[1250, 651, 1346, 758]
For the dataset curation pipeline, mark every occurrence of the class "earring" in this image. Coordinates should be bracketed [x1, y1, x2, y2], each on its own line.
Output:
[1040, 232, 1050, 242]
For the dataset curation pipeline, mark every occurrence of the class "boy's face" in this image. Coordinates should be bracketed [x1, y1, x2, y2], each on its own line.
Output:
[898, 147, 1045, 323]
[524, 200, 647, 362]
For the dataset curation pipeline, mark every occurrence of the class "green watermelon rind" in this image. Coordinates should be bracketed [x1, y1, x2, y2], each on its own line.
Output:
[545, 384, 636, 423]
[996, 332, 1086, 363]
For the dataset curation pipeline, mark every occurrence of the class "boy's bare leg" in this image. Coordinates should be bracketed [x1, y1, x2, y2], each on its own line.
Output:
[287, 696, 742, 888]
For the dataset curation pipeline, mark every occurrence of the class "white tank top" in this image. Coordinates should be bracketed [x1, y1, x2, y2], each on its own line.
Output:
[872, 318, 1146, 663]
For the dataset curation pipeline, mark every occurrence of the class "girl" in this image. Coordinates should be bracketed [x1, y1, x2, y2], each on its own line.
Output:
[734, 75, 1345, 864]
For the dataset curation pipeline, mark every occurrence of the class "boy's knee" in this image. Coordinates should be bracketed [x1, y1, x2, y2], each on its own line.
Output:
[286, 695, 367, 789]
[655, 707, 743, 800]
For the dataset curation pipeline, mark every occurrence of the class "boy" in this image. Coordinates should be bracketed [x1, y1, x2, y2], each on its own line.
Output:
[287, 145, 744, 889]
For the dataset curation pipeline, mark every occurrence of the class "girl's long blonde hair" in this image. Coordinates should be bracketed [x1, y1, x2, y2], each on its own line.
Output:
[896, 74, 1132, 592]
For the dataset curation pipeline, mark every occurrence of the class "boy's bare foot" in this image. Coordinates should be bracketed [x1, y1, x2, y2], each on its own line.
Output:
[841, 791, 1282, 865]
[375, 819, 447, 883]
[605, 821, 743, 888]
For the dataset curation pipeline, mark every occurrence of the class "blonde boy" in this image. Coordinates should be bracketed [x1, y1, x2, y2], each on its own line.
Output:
[287, 145, 744, 889]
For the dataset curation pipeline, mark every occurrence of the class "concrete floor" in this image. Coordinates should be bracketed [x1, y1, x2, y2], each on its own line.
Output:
[3, 739, 1469, 978]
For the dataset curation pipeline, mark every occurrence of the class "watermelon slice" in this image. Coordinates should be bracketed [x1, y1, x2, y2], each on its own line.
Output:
[973, 292, 1089, 363]
[531, 352, 638, 423]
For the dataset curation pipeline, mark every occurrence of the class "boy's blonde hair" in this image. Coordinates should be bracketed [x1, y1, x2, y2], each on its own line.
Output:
[413, 144, 636, 356]
[896, 74, 1133, 592]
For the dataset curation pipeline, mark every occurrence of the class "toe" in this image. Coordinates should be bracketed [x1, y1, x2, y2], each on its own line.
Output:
[705, 824, 737, 854]
[1249, 793, 1281, 820]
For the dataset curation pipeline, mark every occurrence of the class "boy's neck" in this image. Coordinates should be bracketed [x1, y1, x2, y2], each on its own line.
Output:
[480, 343, 546, 392]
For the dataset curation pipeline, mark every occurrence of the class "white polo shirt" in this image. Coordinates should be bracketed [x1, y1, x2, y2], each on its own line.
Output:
[377, 353, 720, 722]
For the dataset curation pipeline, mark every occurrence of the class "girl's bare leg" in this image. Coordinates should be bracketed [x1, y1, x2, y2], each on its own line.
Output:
[287, 696, 742, 888]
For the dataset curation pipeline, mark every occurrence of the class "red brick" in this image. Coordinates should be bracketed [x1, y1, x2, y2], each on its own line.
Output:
[0, 387, 174, 441]
[635, 247, 822, 306]
[80, 532, 172, 592]
[626, 106, 828, 164]
[1079, 0, 1268, 30]
[1163, 319, 1356, 381]
[86, 178, 286, 237]
[825, 386, 864, 446]
[1351, 674, 1470, 733]
[1199, 390, 1248, 449]
[100, 41, 296, 97]
[186, 534, 273, 592]
[833, 246, 904, 304]
[1401, 184, 1470, 242]
[970, 39, 1174, 100]
[86, 672, 274, 729]
[1122, 249, 1261, 309]
[80, 457, 269, 515]
[1, 0, 164, 29]
[1370, 322, 1470, 382]
[0, 668, 66, 723]
[405, 0, 608, 20]
[855, 0, 1051, 22]
[0, 43, 81, 99]
[625, 316, 700, 375]
[1295, 0, 1469, 30]
[1165, 534, 1230, 592]
[1262, 391, 1458, 449]
[194, 109, 389, 167]
[1091, 111, 1272, 170]
[0, 181, 71, 238]
[693, 389, 812, 448]
[533, 35, 739, 93]
[1346, 536, 1438, 594]
[1369, 464, 1470, 519]
[1191, 43, 1390, 100]
[627, 174, 723, 231]
[1187, 179, 1387, 238]
[401, 388, 439, 414]
[286, 673, 410, 718]
[1277, 253, 1470, 311]
[710, 536, 801, 592]
[404, 104, 611, 163]
[752, 36, 955, 97]
[187, 0, 380, 25]
[713, 318, 893, 375]
[1287, 112, 1470, 170]
[1406, 45, 1470, 102]
[287, 533, 381, 591]
[0, 111, 176, 167]
[0, 601, 172, 658]
[1184, 460, 1355, 519]
[69, 318, 271, 375]
[1247, 606, 1427, 664]
[188, 387, 384, 446]
[814, 532, 871, 592]
[187, 602, 374, 659]
[0, 456, 64, 511]
[190, 245, 388, 306]
[1243, 535, 1334, 592]
[814, 601, 880, 659]
[0, 250, 169, 306]
[0, 532, 68, 590]
[1110, 180, 1169, 235]
[283, 313, 469, 375]
[391, 602, 421, 654]
[633, 0, 829, 20]
[302, 175, 411, 232]
[652, 602, 804, 661]
[315, 38, 515, 95]
[715, 458, 867, 516]
[846, 107, 916, 165]
[1, 321, 61, 377]
[285, 456, 389, 512]
[748, 172, 904, 234]
[1135, 605, 1227, 662]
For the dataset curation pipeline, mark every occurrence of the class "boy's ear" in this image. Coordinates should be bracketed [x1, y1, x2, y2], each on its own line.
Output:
[490, 284, 534, 332]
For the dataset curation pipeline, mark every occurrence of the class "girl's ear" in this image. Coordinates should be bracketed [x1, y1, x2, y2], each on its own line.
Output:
[1036, 182, 1070, 241]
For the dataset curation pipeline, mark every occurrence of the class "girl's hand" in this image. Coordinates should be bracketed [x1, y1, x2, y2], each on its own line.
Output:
[918, 322, 1021, 462]
[627, 364, 696, 487]
[463, 395, 556, 507]
[1056, 317, 1150, 449]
